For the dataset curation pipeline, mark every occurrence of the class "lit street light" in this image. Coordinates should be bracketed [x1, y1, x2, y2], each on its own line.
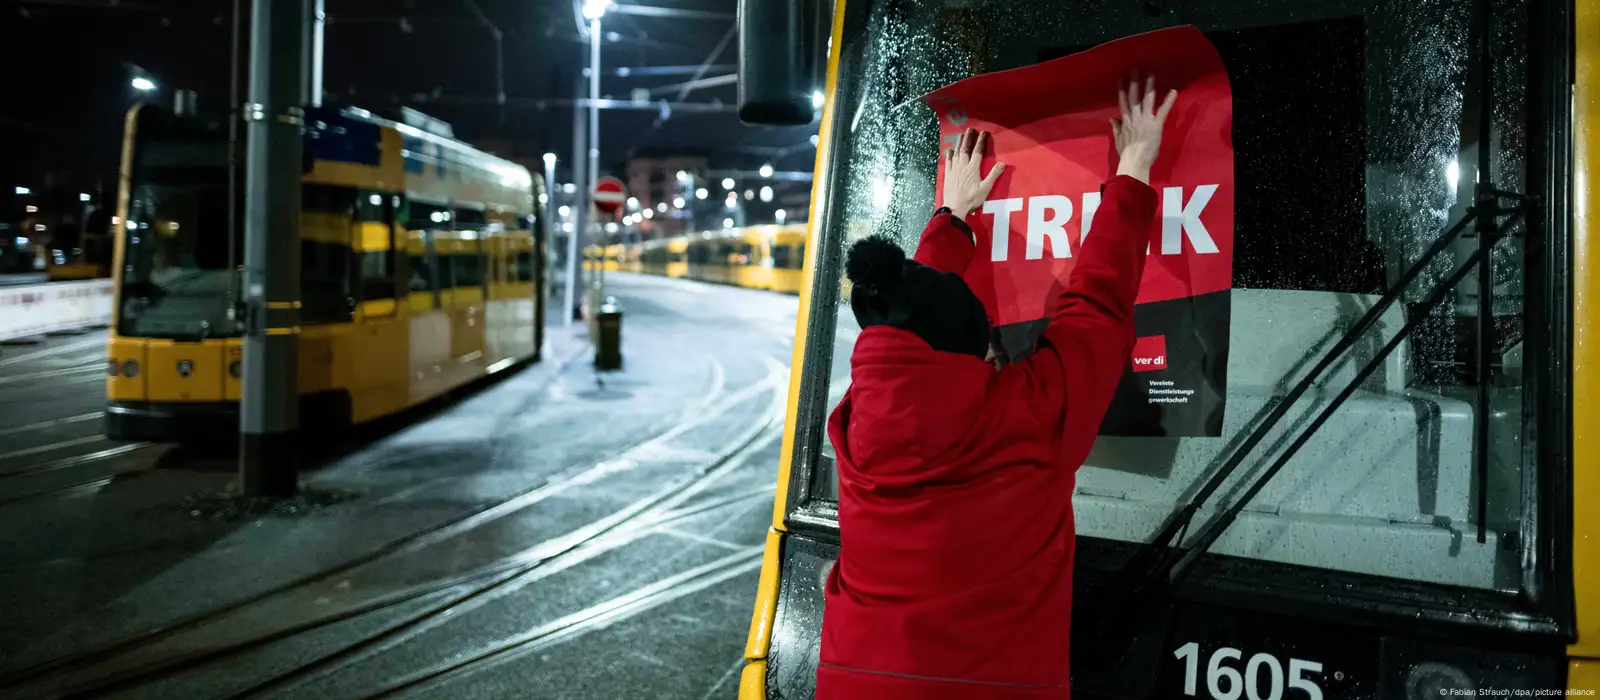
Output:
[627, 197, 639, 210]
[812, 91, 825, 109]
[79, 193, 92, 202]
[582, 0, 610, 19]
[131, 77, 157, 91]
[759, 163, 774, 178]
[695, 188, 708, 200]
[721, 178, 735, 190]
[775, 209, 787, 223]
[14, 186, 30, 195]
[760, 186, 774, 203]
[672, 196, 686, 209]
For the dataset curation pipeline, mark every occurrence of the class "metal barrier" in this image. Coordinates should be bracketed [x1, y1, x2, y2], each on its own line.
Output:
[0, 280, 114, 342]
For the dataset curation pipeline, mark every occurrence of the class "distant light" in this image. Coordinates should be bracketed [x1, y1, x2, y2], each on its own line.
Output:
[721, 178, 735, 190]
[562, 183, 577, 194]
[430, 211, 445, 223]
[744, 189, 755, 201]
[812, 91, 825, 109]
[125, 220, 137, 230]
[672, 196, 685, 209]
[759, 186, 773, 203]
[13, 237, 25, 246]
[723, 218, 734, 229]
[1447, 161, 1460, 191]
[656, 202, 668, 213]
[111, 216, 120, 225]
[559, 205, 572, 217]
[13, 186, 29, 195]
[676, 170, 689, 181]
[775, 209, 787, 223]
[810, 135, 819, 147]
[759, 164, 774, 178]
[131, 77, 156, 91]
[695, 187, 708, 200]
[542, 153, 557, 167]
[725, 193, 738, 208]
[581, 0, 610, 20]
[643, 208, 654, 219]
[369, 194, 383, 206]
[627, 196, 639, 210]
[25, 205, 38, 213]
[872, 175, 894, 210]
[605, 222, 618, 233]
[538, 193, 549, 204]
[605, 31, 620, 42]
[79, 193, 92, 202]
[562, 222, 574, 232]
[35, 224, 47, 232]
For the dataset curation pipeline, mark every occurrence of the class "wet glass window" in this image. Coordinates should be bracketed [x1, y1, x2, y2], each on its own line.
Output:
[453, 207, 488, 231]
[515, 252, 534, 283]
[453, 253, 486, 289]
[409, 254, 435, 293]
[799, 0, 1535, 591]
[406, 201, 451, 230]
[300, 240, 353, 324]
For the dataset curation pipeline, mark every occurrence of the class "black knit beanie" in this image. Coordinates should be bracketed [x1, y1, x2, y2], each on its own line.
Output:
[844, 235, 991, 359]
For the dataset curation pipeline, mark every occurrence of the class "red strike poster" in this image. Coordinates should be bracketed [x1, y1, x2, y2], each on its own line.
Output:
[922, 26, 1234, 437]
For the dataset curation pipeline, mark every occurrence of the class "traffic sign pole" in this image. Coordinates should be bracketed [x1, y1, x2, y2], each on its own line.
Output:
[590, 176, 626, 316]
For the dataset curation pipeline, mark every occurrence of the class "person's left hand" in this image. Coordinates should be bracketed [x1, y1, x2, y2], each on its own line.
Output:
[943, 129, 1005, 220]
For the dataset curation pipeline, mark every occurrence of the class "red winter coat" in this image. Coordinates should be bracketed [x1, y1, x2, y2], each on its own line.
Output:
[817, 175, 1158, 700]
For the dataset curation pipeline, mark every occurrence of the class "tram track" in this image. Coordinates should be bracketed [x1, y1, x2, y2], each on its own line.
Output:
[0, 355, 787, 697]
[30, 389, 783, 700]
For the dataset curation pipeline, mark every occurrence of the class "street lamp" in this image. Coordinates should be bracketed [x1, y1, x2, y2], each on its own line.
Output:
[672, 196, 686, 209]
[13, 186, 30, 195]
[759, 163, 774, 178]
[695, 188, 708, 200]
[760, 186, 774, 203]
[581, 0, 610, 19]
[812, 91, 825, 109]
[131, 77, 157, 91]
[722, 178, 735, 190]
[775, 209, 787, 223]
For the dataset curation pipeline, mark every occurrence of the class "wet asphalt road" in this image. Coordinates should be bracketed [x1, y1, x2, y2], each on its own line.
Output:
[0, 273, 799, 699]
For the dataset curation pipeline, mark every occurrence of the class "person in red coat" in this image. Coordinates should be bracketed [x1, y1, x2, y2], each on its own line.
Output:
[817, 77, 1178, 699]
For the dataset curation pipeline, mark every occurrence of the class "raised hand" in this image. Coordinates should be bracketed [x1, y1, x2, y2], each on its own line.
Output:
[1110, 75, 1178, 185]
[943, 129, 1006, 220]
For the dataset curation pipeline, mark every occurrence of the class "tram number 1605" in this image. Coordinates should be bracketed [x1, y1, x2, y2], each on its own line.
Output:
[1173, 642, 1326, 700]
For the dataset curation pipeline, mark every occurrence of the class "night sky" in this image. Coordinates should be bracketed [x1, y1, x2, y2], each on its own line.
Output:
[1, 0, 820, 196]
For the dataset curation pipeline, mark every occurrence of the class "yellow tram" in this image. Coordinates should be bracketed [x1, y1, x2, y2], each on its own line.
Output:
[587, 223, 808, 294]
[740, 0, 1600, 697]
[103, 104, 545, 441]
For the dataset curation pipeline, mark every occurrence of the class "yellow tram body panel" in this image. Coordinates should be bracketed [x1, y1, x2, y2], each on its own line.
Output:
[104, 104, 543, 441]
[739, 0, 1600, 697]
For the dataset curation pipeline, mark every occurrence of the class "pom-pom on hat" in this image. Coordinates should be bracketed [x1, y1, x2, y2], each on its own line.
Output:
[844, 235, 991, 359]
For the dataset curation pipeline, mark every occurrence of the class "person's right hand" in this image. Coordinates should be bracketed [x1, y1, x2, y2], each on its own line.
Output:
[1111, 75, 1177, 185]
[943, 129, 1005, 220]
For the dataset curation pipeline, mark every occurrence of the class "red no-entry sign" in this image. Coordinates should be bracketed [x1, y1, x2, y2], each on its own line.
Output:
[592, 176, 627, 217]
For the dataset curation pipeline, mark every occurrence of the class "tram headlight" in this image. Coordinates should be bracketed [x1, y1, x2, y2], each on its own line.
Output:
[107, 358, 120, 377]
[121, 359, 140, 378]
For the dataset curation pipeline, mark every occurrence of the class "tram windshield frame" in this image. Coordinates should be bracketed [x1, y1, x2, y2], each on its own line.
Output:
[778, 0, 1574, 639]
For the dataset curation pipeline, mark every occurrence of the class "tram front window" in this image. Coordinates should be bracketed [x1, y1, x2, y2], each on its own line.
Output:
[803, 0, 1534, 592]
[119, 112, 241, 340]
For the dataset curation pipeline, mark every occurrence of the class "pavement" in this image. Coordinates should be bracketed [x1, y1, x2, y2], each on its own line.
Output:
[0, 273, 800, 700]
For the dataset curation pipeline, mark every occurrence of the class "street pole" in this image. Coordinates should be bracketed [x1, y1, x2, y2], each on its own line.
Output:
[546, 154, 573, 329]
[309, 0, 324, 107]
[240, 0, 307, 498]
[587, 14, 604, 310]
[570, 74, 587, 323]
